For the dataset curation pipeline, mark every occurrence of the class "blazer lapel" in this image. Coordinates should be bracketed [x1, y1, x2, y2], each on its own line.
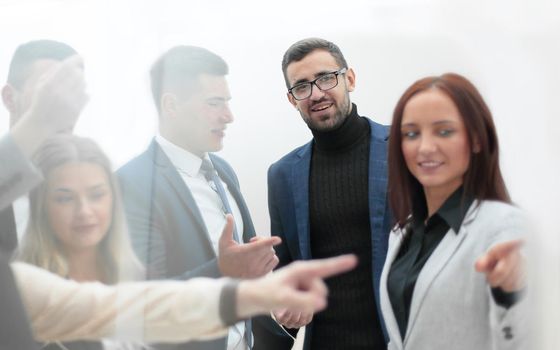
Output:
[150, 141, 214, 253]
[367, 120, 390, 305]
[292, 142, 312, 260]
[381, 230, 406, 350]
[404, 221, 472, 344]
[211, 156, 256, 242]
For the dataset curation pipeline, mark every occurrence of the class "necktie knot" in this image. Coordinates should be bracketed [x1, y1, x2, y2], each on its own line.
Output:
[200, 159, 215, 179]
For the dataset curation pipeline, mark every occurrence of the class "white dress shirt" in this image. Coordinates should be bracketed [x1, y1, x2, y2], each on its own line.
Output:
[155, 135, 248, 350]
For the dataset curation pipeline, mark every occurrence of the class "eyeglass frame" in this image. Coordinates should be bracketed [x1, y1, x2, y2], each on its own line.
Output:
[287, 67, 348, 101]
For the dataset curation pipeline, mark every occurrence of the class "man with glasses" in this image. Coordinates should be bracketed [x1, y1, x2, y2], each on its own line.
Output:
[265, 38, 391, 349]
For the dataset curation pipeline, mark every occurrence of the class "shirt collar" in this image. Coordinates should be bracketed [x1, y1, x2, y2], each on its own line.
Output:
[412, 186, 474, 235]
[155, 134, 210, 177]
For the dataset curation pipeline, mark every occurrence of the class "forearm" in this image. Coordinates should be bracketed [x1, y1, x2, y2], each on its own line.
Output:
[12, 262, 231, 343]
[9, 115, 51, 160]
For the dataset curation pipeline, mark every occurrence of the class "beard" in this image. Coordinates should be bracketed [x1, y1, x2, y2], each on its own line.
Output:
[299, 92, 351, 132]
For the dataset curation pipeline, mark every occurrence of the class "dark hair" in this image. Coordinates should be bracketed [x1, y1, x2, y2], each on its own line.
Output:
[7, 40, 77, 88]
[388, 73, 510, 228]
[150, 45, 228, 113]
[281, 38, 348, 88]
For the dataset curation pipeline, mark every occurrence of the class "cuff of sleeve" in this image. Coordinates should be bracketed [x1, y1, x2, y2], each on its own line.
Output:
[491, 287, 526, 309]
[219, 279, 240, 326]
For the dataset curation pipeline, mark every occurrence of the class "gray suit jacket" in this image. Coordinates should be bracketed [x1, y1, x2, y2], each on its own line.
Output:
[117, 140, 257, 350]
[380, 200, 529, 350]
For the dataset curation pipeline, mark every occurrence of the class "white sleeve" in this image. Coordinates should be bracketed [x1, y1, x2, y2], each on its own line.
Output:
[11, 262, 230, 343]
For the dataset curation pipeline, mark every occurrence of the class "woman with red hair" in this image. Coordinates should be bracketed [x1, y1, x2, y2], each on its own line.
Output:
[380, 73, 528, 350]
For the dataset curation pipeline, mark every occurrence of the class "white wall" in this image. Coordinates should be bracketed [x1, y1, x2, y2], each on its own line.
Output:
[1, 0, 558, 347]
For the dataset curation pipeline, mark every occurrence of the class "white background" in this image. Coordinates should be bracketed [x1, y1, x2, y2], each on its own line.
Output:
[0, 0, 558, 347]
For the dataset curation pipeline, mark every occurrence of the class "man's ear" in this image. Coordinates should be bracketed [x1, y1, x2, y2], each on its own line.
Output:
[161, 92, 178, 118]
[2, 84, 16, 114]
[345, 68, 356, 92]
[287, 92, 298, 108]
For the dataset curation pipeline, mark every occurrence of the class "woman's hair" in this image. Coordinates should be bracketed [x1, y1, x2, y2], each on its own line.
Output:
[17, 135, 143, 284]
[388, 73, 510, 228]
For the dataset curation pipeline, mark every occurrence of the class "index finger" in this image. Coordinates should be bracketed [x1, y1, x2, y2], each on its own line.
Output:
[290, 254, 358, 280]
[486, 239, 524, 260]
[244, 236, 282, 250]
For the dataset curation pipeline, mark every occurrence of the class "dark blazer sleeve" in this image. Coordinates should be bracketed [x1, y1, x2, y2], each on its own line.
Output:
[249, 163, 298, 350]
[0, 255, 38, 350]
[0, 135, 42, 211]
[268, 163, 293, 270]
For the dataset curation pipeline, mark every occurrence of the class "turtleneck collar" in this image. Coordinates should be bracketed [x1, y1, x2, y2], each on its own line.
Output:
[311, 103, 369, 152]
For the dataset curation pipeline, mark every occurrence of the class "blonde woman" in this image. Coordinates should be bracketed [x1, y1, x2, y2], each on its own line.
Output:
[18, 135, 144, 350]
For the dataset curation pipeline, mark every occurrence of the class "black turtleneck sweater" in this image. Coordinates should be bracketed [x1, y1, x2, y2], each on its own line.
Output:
[309, 104, 386, 350]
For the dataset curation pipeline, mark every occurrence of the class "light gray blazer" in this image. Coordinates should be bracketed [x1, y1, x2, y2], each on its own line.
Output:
[380, 200, 529, 350]
[0, 135, 41, 211]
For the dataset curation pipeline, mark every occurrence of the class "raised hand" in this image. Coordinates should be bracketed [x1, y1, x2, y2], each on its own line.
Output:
[237, 254, 358, 319]
[218, 214, 281, 278]
[475, 239, 526, 292]
[11, 55, 88, 158]
[273, 308, 313, 329]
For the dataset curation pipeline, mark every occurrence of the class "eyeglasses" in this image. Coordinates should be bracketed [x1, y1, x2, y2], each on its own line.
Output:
[288, 68, 347, 101]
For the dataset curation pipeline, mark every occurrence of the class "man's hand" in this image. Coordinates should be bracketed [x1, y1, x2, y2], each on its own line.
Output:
[218, 214, 281, 278]
[475, 239, 526, 292]
[11, 55, 88, 158]
[273, 308, 313, 329]
[236, 254, 357, 319]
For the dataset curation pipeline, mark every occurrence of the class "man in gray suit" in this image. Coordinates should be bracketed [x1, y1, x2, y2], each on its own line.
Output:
[1, 39, 82, 255]
[118, 46, 281, 350]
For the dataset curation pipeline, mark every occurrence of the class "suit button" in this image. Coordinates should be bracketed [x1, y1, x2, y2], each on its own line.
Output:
[502, 326, 513, 340]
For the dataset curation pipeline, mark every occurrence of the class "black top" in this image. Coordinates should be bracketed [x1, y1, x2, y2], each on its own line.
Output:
[387, 187, 521, 340]
[308, 104, 386, 349]
[387, 187, 472, 339]
[311, 104, 368, 152]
